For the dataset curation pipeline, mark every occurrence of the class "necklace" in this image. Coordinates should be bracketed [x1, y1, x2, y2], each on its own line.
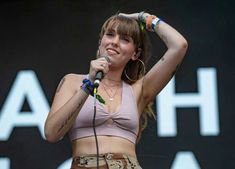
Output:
[101, 82, 119, 101]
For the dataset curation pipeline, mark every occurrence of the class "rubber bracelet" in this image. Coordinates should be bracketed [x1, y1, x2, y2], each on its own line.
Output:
[146, 15, 156, 31]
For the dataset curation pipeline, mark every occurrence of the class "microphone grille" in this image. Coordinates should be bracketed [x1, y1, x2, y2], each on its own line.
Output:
[103, 55, 111, 63]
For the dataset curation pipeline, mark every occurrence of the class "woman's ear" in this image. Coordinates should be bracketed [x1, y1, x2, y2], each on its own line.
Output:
[132, 48, 142, 60]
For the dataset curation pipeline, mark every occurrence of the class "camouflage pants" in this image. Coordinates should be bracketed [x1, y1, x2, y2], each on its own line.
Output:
[70, 153, 142, 169]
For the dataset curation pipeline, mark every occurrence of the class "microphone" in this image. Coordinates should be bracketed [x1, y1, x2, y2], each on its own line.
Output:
[94, 71, 103, 88]
[93, 55, 110, 88]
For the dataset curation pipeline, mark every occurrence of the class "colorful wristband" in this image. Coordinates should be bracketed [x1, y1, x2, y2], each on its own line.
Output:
[80, 78, 106, 104]
[138, 11, 146, 23]
[151, 17, 162, 32]
[146, 15, 157, 32]
[80, 78, 94, 96]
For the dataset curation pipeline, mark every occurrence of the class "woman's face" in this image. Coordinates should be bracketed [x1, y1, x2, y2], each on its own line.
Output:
[99, 26, 137, 68]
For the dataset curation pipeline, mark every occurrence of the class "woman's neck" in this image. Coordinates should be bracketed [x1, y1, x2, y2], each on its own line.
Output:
[104, 68, 123, 83]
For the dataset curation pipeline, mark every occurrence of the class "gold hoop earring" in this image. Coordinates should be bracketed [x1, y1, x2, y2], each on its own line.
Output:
[124, 59, 146, 82]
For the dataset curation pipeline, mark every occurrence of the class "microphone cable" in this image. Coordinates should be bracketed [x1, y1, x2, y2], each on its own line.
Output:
[92, 55, 110, 168]
[93, 87, 99, 169]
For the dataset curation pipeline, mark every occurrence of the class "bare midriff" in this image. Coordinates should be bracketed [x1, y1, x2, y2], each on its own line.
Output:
[71, 136, 137, 158]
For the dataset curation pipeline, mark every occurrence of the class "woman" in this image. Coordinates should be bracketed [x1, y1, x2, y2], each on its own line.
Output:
[44, 11, 188, 169]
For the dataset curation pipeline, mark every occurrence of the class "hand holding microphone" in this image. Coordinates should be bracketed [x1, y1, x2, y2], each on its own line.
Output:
[94, 55, 111, 88]
[89, 55, 111, 88]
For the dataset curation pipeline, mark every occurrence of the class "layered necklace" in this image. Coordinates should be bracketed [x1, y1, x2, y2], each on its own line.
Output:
[101, 79, 121, 101]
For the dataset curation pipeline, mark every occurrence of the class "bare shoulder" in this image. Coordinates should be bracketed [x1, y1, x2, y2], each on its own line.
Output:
[57, 73, 86, 93]
[49, 73, 86, 114]
[63, 73, 85, 83]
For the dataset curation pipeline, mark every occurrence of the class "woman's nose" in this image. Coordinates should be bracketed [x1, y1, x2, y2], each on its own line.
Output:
[111, 35, 119, 46]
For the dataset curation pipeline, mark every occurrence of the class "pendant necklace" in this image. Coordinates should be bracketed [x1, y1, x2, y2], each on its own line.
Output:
[101, 82, 119, 101]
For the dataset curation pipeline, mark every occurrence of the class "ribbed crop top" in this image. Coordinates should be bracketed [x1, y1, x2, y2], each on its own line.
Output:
[69, 82, 139, 144]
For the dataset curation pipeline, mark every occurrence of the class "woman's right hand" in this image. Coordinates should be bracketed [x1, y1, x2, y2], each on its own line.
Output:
[89, 57, 110, 81]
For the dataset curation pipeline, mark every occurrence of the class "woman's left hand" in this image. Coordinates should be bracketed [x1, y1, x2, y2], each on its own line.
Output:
[119, 12, 151, 21]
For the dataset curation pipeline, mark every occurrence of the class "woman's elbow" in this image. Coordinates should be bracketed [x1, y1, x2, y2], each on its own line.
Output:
[178, 37, 188, 52]
[182, 38, 188, 51]
[45, 134, 57, 143]
[175, 38, 188, 58]
[44, 125, 59, 143]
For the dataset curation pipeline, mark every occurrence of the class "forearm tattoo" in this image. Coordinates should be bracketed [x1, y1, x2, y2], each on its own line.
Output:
[57, 111, 74, 133]
[56, 78, 65, 93]
[57, 96, 86, 134]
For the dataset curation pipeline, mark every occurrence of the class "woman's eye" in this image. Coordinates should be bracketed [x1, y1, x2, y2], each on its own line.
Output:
[124, 38, 130, 42]
[121, 36, 130, 42]
[106, 32, 114, 36]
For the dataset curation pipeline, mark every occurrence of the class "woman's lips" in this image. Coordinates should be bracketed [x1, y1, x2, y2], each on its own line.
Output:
[107, 48, 119, 55]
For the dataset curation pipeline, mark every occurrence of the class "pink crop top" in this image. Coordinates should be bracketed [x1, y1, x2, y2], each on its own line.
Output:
[69, 82, 139, 144]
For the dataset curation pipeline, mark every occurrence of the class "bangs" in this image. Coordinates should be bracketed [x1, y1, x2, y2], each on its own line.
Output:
[102, 15, 142, 46]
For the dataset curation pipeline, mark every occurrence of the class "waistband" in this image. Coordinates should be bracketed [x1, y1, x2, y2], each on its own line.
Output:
[71, 153, 141, 169]
[73, 153, 137, 162]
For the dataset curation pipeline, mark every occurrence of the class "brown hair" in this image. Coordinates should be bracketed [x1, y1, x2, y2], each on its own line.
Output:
[99, 14, 156, 142]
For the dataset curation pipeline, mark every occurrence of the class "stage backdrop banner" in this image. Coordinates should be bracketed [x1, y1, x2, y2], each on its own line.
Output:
[0, 0, 234, 169]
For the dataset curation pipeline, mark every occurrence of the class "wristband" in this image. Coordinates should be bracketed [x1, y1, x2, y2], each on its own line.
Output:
[80, 78, 94, 96]
[151, 17, 162, 32]
[146, 15, 157, 32]
[80, 78, 106, 104]
[138, 11, 146, 23]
